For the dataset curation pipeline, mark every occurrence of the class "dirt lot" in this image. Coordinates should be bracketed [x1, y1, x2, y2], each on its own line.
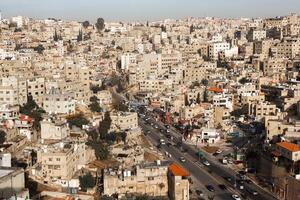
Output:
[201, 146, 219, 153]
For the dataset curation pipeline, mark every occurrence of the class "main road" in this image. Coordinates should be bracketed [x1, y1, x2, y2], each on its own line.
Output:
[139, 115, 278, 200]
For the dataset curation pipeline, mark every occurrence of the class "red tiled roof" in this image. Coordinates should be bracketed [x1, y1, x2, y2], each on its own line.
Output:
[271, 151, 281, 157]
[277, 142, 300, 152]
[169, 163, 189, 177]
[208, 87, 223, 93]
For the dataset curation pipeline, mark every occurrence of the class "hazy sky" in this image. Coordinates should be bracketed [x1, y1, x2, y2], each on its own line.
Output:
[1, 0, 300, 22]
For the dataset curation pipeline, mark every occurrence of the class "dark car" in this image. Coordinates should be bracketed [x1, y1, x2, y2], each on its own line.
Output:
[206, 185, 215, 192]
[195, 190, 204, 197]
[218, 184, 227, 190]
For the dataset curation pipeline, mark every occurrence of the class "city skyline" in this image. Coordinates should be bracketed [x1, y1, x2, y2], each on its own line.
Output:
[1, 0, 300, 22]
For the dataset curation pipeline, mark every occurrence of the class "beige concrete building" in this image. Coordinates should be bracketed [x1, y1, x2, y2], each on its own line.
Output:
[40, 119, 70, 140]
[110, 111, 138, 132]
[37, 142, 93, 181]
[43, 89, 75, 114]
[248, 101, 277, 121]
[27, 77, 45, 106]
[168, 163, 189, 200]
[103, 161, 168, 198]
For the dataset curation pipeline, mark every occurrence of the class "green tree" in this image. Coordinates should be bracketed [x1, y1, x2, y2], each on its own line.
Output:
[89, 102, 102, 113]
[82, 21, 90, 29]
[79, 173, 95, 191]
[196, 92, 201, 104]
[95, 18, 105, 32]
[99, 111, 111, 140]
[53, 29, 59, 41]
[90, 84, 103, 93]
[34, 44, 45, 54]
[239, 77, 251, 85]
[0, 130, 6, 144]
[20, 95, 45, 130]
[91, 141, 109, 160]
[201, 79, 208, 86]
[87, 129, 99, 141]
[203, 88, 209, 102]
[184, 95, 189, 106]
[77, 29, 83, 42]
[67, 113, 89, 128]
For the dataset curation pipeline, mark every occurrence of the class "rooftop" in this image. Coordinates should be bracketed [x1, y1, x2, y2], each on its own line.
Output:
[277, 142, 300, 152]
[168, 163, 189, 177]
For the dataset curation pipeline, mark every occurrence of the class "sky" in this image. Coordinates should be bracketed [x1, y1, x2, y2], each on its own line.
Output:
[1, 0, 300, 22]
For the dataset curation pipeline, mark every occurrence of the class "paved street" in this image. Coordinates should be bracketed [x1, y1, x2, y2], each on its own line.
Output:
[139, 115, 278, 200]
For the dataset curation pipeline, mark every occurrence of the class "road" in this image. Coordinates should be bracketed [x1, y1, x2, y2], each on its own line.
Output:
[111, 88, 277, 200]
[140, 115, 278, 200]
[139, 118, 236, 200]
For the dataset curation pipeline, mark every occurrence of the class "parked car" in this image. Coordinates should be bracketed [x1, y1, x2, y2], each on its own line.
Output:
[203, 160, 210, 166]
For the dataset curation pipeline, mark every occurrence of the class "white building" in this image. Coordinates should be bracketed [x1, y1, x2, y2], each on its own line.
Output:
[198, 128, 220, 144]
[209, 42, 230, 59]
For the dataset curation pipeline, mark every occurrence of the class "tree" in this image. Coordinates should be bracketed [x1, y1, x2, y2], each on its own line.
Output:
[184, 95, 189, 106]
[91, 141, 109, 160]
[99, 111, 111, 140]
[79, 173, 95, 191]
[20, 95, 45, 130]
[0, 130, 6, 144]
[87, 129, 98, 141]
[120, 132, 127, 143]
[34, 44, 45, 54]
[90, 84, 103, 94]
[203, 88, 209, 102]
[77, 29, 83, 42]
[89, 102, 102, 113]
[190, 24, 195, 34]
[196, 92, 201, 104]
[239, 77, 251, 85]
[67, 113, 89, 128]
[95, 18, 105, 32]
[54, 29, 59, 41]
[201, 79, 208, 86]
[82, 21, 90, 29]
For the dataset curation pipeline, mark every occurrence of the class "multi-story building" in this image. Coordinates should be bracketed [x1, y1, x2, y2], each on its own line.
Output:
[103, 161, 169, 198]
[37, 141, 93, 181]
[110, 111, 138, 132]
[43, 89, 75, 114]
[40, 119, 70, 140]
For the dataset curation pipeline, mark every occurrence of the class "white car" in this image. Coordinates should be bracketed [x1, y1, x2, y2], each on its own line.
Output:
[203, 160, 210, 166]
[232, 194, 241, 200]
[180, 157, 186, 162]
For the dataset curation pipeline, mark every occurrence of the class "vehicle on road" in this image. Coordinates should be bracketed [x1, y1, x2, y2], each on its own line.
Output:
[180, 157, 186, 162]
[146, 130, 151, 134]
[218, 184, 227, 190]
[195, 190, 204, 197]
[203, 160, 210, 166]
[246, 188, 258, 195]
[166, 129, 170, 133]
[154, 125, 159, 129]
[206, 185, 215, 192]
[231, 194, 241, 200]
[160, 139, 165, 145]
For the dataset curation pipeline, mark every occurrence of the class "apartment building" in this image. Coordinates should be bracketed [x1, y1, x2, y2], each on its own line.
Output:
[0, 86, 18, 106]
[110, 111, 138, 132]
[209, 42, 230, 59]
[40, 119, 70, 140]
[37, 141, 93, 181]
[247, 29, 266, 41]
[43, 89, 75, 114]
[27, 77, 45, 106]
[248, 101, 277, 121]
[275, 142, 300, 162]
[96, 90, 112, 107]
[168, 163, 189, 200]
[275, 37, 300, 59]
[103, 161, 169, 198]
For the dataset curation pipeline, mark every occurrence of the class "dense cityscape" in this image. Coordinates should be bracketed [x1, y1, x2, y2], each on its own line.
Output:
[0, 6, 300, 200]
